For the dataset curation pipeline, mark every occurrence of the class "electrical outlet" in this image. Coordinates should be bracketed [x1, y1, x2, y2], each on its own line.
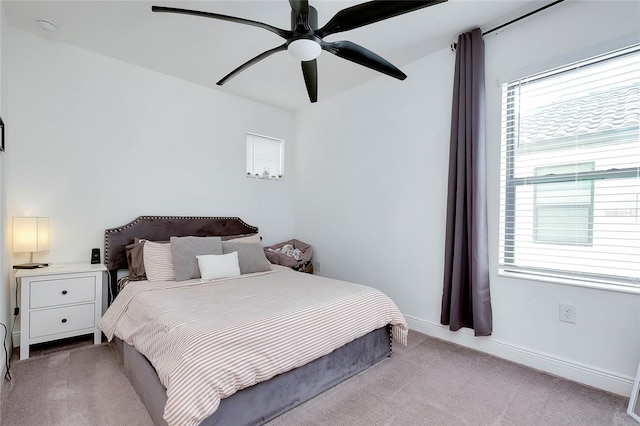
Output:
[315, 262, 321, 272]
[559, 303, 576, 323]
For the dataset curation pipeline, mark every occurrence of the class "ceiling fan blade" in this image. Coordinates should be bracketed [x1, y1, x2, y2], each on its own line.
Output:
[217, 44, 288, 86]
[317, 0, 447, 38]
[323, 40, 406, 80]
[301, 60, 318, 103]
[152, 6, 292, 39]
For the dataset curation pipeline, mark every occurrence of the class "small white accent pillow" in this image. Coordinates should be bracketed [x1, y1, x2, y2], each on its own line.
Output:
[143, 241, 175, 281]
[197, 252, 241, 280]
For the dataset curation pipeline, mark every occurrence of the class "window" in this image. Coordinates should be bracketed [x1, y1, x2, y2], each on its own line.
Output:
[533, 163, 594, 246]
[246, 133, 283, 180]
[499, 45, 640, 287]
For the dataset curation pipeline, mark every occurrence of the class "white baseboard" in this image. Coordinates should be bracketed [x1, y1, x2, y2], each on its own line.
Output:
[405, 315, 634, 397]
[12, 331, 20, 349]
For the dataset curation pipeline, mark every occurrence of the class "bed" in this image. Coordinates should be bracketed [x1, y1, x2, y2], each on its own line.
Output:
[100, 216, 408, 426]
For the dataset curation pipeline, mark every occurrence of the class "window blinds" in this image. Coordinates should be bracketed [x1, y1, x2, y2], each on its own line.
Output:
[499, 44, 640, 287]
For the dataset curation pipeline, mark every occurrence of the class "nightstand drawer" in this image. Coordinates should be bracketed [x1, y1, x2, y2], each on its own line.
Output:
[30, 276, 96, 309]
[29, 304, 95, 338]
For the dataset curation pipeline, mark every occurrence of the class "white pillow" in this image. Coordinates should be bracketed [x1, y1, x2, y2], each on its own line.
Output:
[197, 252, 241, 280]
[143, 241, 175, 281]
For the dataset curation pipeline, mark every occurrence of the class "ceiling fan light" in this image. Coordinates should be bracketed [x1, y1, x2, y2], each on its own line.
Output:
[288, 39, 321, 61]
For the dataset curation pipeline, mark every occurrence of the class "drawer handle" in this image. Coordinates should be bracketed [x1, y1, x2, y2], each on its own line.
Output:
[61, 318, 67, 323]
[61, 290, 68, 295]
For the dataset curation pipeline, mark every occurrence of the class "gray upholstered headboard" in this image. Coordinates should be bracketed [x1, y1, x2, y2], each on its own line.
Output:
[104, 215, 258, 302]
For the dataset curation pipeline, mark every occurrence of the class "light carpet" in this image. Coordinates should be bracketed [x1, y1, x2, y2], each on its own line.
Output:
[0, 331, 634, 425]
[1, 341, 152, 426]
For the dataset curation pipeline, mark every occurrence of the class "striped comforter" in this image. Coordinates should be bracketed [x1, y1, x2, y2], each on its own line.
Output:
[100, 266, 408, 426]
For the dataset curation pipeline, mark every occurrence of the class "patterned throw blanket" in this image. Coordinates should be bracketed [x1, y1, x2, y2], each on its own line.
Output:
[100, 267, 408, 426]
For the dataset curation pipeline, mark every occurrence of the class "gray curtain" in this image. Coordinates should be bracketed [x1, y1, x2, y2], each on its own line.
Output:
[440, 28, 492, 337]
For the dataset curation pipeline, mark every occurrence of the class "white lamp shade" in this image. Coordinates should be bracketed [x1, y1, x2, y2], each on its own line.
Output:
[288, 39, 322, 61]
[13, 217, 49, 253]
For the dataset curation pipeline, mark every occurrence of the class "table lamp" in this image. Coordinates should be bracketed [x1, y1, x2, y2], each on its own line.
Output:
[13, 217, 50, 269]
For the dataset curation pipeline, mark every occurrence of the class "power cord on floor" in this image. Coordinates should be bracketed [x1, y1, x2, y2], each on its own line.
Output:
[3, 276, 22, 381]
[2, 322, 11, 381]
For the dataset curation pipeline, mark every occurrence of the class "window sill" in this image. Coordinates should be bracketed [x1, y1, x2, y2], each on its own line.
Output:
[498, 269, 640, 295]
[246, 175, 283, 181]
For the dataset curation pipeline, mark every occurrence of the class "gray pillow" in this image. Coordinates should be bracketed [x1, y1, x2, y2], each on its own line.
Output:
[170, 236, 223, 281]
[222, 242, 271, 274]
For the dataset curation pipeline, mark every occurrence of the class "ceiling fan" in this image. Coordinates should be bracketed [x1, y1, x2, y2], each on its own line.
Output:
[152, 0, 447, 103]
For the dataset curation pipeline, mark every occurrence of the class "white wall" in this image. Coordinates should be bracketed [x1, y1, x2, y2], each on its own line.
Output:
[6, 27, 296, 332]
[293, 0, 640, 396]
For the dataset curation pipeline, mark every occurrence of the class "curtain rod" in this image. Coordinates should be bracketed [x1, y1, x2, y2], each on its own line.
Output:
[450, 0, 566, 51]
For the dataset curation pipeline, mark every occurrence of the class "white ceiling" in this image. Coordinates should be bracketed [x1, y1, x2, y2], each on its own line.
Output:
[4, 0, 554, 111]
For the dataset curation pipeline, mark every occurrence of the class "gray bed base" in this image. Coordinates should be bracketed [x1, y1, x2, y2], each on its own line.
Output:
[114, 326, 391, 426]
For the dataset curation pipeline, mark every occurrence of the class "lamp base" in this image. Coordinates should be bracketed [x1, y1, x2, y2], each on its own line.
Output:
[13, 262, 51, 269]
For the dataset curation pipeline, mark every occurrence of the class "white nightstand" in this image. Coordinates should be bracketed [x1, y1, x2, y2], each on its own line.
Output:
[17, 263, 106, 360]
